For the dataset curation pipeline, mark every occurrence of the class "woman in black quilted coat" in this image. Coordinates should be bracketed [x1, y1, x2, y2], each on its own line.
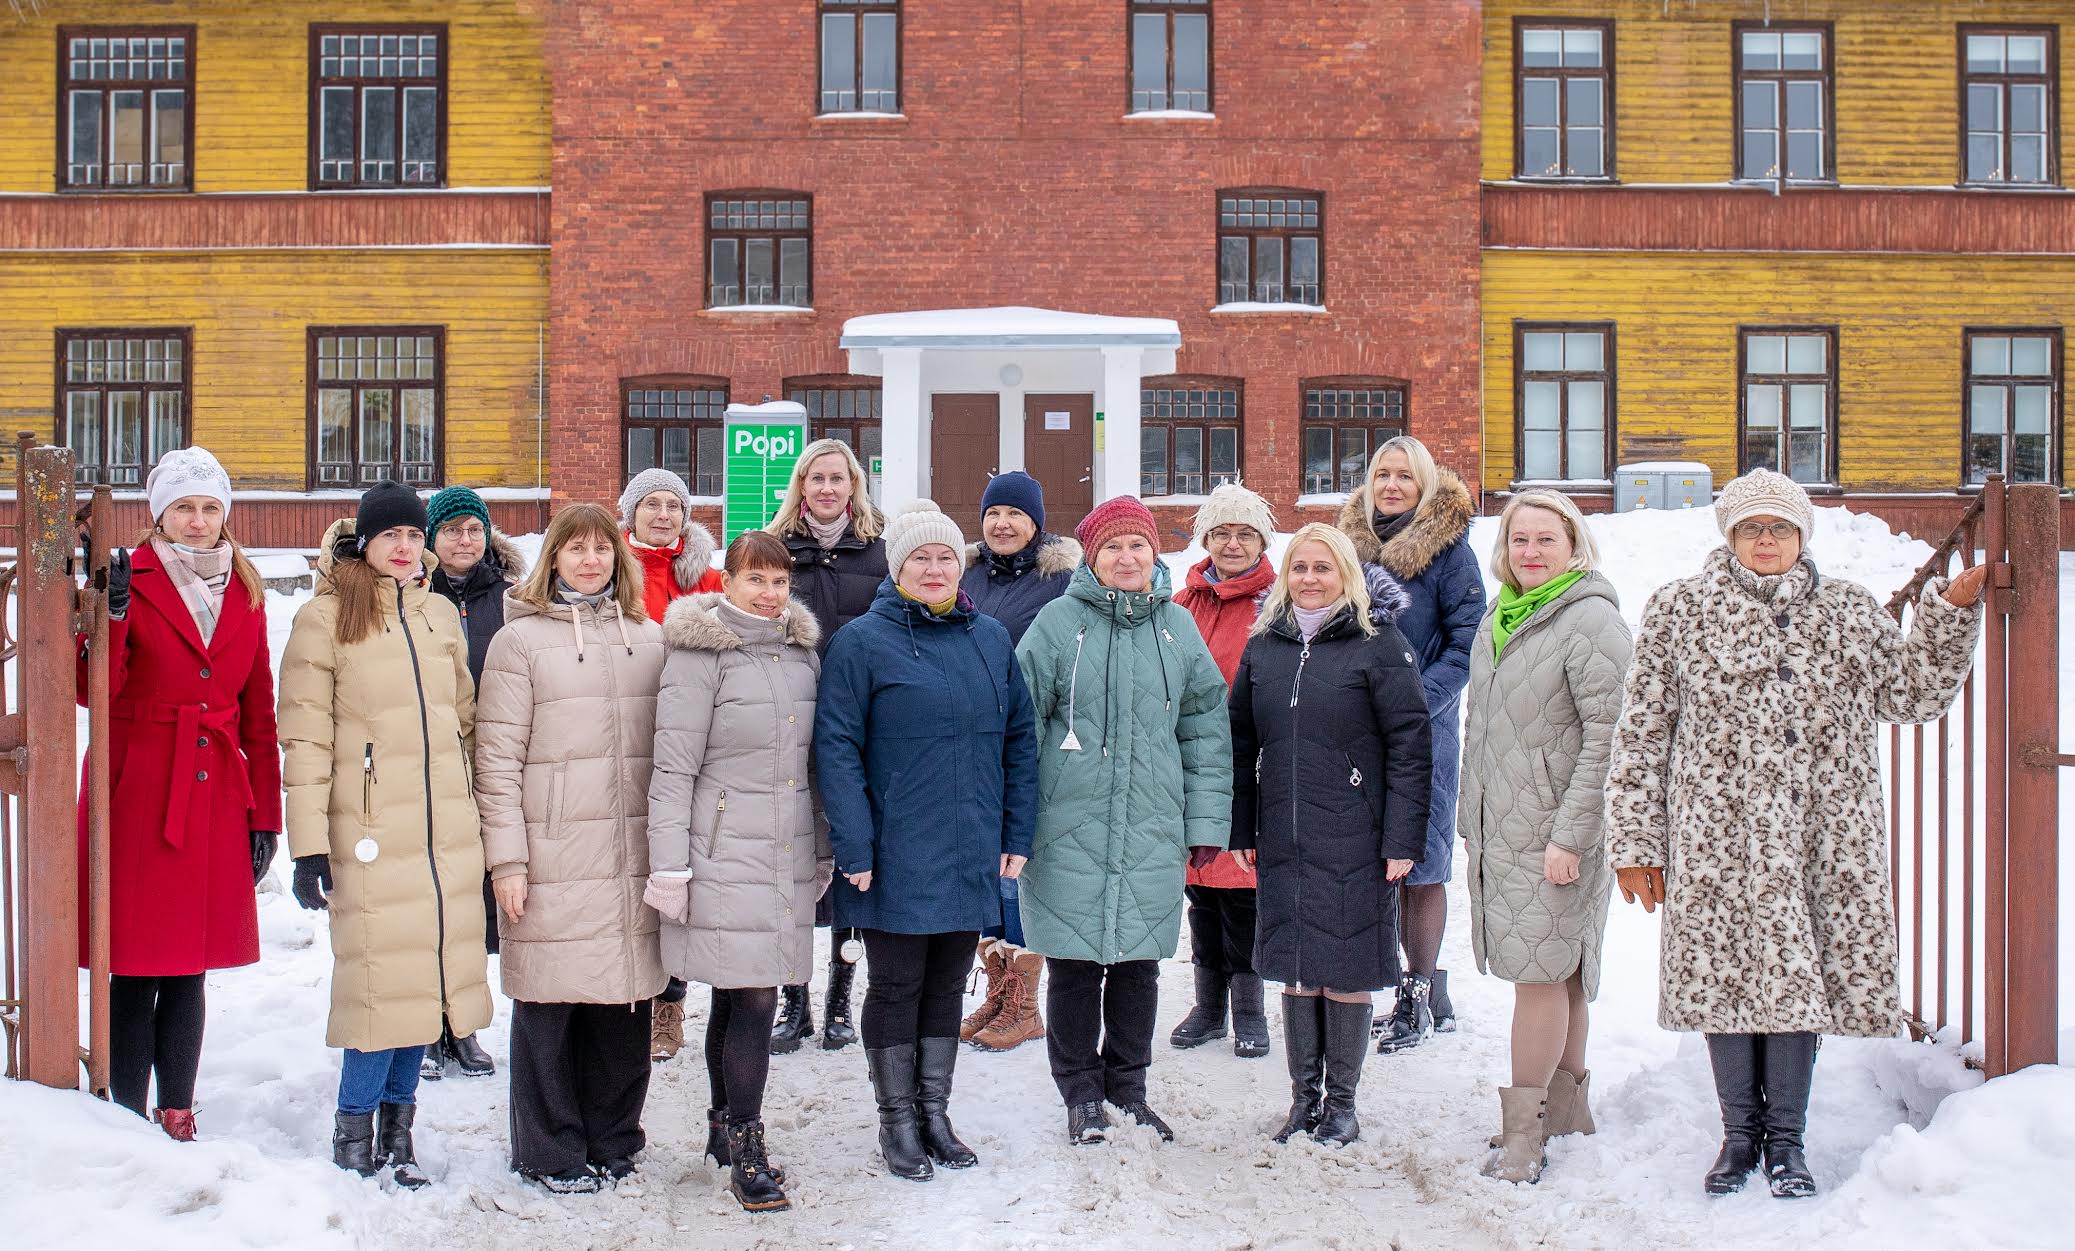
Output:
[1229, 524, 1432, 1148]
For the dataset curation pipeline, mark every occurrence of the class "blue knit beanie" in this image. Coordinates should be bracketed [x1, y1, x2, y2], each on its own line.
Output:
[980, 470, 1046, 532]
[425, 485, 490, 537]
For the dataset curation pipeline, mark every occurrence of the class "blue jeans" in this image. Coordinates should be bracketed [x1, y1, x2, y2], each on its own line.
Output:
[338, 1045, 427, 1115]
[980, 875, 1025, 947]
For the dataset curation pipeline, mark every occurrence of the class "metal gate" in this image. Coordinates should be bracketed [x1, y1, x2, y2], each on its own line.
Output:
[1885, 474, 2061, 1077]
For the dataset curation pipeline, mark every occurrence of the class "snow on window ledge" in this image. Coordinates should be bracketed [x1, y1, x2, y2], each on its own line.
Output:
[704, 304, 815, 315]
[1123, 110, 1216, 120]
[1508, 479, 1615, 491]
[1295, 492, 1351, 509]
[1210, 302, 1329, 315]
[815, 112, 906, 120]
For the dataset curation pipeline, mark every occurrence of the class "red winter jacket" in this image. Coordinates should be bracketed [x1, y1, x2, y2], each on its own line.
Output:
[75, 543, 283, 975]
[629, 523, 724, 623]
[1174, 554, 1276, 889]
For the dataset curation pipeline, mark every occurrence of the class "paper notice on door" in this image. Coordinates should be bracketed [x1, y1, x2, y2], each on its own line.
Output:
[1044, 411, 1071, 431]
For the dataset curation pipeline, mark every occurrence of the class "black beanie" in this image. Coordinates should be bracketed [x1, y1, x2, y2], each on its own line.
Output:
[354, 480, 429, 546]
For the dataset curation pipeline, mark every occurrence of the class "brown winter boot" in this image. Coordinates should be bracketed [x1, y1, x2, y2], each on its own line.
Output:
[959, 941, 1008, 1042]
[972, 949, 1045, 1052]
[650, 997, 685, 1062]
[1481, 1086, 1549, 1185]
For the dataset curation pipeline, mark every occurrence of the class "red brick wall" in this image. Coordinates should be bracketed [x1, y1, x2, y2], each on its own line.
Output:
[546, 1, 1484, 524]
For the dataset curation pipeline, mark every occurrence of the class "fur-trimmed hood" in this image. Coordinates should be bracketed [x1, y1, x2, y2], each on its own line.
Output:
[627, 520, 719, 596]
[313, 515, 440, 586]
[485, 530, 529, 581]
[662, 590, 823, 653]
[964, 533, 1082, 578]
[1337, 469, 1477, 580]
[1362, 563, 1412, 624]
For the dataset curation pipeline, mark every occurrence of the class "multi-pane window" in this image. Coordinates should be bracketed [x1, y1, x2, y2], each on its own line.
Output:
[1516, 21, 1612, 179]
[1735, 26, 1831, 183]
[707, 194, 813, 308]
[310, 329, 442, 488]
[59, 29, 193, 191]
[623, 379, 728, 496]
[312, 26, 445, 188]
[1516, 325, 1613, 482]
[1139, 379, 1239, 497]
[1300, 381, 1405, 495]
[819, 1, 900, 114]
[1965, 330, 2061, 485]
[789, 384, 884, 467]
[1130, 1, 1212, 113]
[57, 330, 188, 487]
[1217, 191, 1323, 306]
[1740, 328, 1837, 485]
[1961, 28, 2058, 186]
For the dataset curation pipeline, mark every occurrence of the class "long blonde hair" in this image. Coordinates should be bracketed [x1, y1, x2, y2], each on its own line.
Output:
[516, 502, 648, 621]
[1363, 435, 1438, 514]
[1488, 489, 1601, 592]
[1253, 523, 1376, 638]
[766, 438, 884, 541]
[133, 525, 265, 609]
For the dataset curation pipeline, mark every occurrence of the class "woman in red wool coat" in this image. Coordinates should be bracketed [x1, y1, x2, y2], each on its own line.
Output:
[76, 447, 282, 1140]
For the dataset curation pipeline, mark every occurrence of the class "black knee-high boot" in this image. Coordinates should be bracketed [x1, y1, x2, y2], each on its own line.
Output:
[1760, 1032, 1818, 1198]
[1703, 1033, 1764, 1196]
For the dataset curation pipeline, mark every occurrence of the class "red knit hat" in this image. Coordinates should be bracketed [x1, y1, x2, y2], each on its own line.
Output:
[1076, 495, 1160, 556]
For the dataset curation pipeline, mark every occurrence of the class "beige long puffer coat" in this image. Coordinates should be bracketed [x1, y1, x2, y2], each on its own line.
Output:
[1606, 549, 1982, 1036]
[1459, 572, 1633, 998]
[474, 590, 669, 1006]
[648, 594, 829, 991]
[279, 519, 493, 1051]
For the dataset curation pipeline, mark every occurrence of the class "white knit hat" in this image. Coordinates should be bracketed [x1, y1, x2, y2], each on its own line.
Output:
[146, 447, 232, 522]
[1190, 480, 1276, 546]
[884, 499, 966, 574]
[1714, 468, 1815, 543]
[618, 467, 694, 531]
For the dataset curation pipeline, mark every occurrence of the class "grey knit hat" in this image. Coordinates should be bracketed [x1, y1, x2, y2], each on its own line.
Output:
[618, 467, 694, 531]
[884, 499, 967, 574]
[1190, 480, 1276, 546]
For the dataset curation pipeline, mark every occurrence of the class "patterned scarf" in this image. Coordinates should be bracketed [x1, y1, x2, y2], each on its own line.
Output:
[151, 536, 231, 644]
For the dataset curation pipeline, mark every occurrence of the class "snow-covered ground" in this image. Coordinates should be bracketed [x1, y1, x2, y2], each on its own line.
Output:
[4, 504, 2073, 1251]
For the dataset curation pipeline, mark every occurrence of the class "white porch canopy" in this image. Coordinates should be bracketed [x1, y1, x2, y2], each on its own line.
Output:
[838, 306, 1182, 508]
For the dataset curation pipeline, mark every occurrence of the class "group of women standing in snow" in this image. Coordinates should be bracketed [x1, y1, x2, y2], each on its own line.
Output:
[85, 427, 1985, 1208]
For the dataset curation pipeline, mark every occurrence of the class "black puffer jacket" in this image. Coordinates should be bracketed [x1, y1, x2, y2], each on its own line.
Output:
[1230, 568, 1434, 992]
[781, 526, 888, 657]
[958, 534, 1081, 645]
[430, 531, 528, 687]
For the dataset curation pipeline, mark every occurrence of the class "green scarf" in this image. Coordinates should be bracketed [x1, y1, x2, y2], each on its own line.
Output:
[1492, 571, 1585, 659]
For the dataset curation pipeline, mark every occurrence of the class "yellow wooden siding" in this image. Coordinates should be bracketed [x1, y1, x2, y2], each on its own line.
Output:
[0, 0, 547, 193]
[0, 250, 548, 488]
[1483, 1, 2075, 186]
[1481, 250, 2075, 493]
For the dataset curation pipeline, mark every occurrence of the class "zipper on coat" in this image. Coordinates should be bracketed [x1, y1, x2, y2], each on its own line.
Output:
[394, 580, 450, 1017]
[362, 743, 376, 818]
[1288, 640, 1310, 989]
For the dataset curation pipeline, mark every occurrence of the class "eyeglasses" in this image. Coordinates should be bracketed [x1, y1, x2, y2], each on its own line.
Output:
[1732, 521, 1800, 542]
[441, 524, 487, 541]
[1205, 528, 1262, 548]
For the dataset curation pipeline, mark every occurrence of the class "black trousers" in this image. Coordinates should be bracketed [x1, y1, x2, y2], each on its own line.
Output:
[481, 874, 499, 956]
[109, 973, 205, 1116]
[1184, 884, 1258, 977]
[508, 999, 652, 1175]
[1045, 958, 1159, 1107]
[859, 929, 977, 1048]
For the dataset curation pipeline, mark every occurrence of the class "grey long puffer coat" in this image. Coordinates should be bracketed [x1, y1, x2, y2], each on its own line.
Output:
[648, 594, 830, 990]
[1459, 572, 1632, 998]
[473, 590, 668, 1006]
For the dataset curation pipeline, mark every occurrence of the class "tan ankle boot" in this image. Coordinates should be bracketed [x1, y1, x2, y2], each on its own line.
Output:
[650, 998, 685, 1062]
[1491, 1067, 1591, 1146]
[1481, 1086, 1548, 1184]
[972, 950, 1045, 1052]
[959, 941, 1008, 1042]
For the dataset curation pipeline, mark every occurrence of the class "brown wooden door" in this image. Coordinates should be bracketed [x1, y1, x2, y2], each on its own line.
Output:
[1023, 394, 1096, 537]
[930, 394, 998, 535]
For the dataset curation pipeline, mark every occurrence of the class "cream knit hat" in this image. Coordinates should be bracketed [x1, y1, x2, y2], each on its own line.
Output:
[1714, 468, 1815, 543]
[1190, 480, 1277, 546]
[146, 446, 232, 522]
[885, 499, 967, 573]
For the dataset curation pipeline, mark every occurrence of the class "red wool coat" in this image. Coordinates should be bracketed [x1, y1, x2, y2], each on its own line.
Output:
[1174, 554, 1277, 890]
[76, 544, 284, 976]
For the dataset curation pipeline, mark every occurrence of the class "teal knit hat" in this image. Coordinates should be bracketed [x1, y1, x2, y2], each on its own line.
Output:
[425, 485, 490, 537]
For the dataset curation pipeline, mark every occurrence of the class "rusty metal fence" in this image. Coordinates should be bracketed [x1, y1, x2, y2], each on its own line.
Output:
[1885, 475, 2061, 1077]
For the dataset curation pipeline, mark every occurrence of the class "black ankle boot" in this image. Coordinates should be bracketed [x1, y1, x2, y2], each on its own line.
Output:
[1430, 968, 1457, 1032]
[376, 1101, 429, 1189]
[448, 1029, 495, 1077]
[1168, 967, 1229, 1048]
[704, 1107, 731, 1167]
[770, 983, 814, 1054]
[419, 1026, 449, 1081]
[1374, 973, 1434, 1055]
[865, 1044, 932, 1181]
[1761, 1032, 1819, 1199]
[1313, 998, 1373, 1146]
[332, 1110, 378, 1177]
[1273, 994, 1325, 1143]
[727, 1120, 791, 1212]
[1229, 973, 1270, 1058]
[1067, 1100, 1110, 1145]
[914, 1037, 978, 1167]
[1704, 1033, 1765, 1196]
[822, 957, 859, 1051]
